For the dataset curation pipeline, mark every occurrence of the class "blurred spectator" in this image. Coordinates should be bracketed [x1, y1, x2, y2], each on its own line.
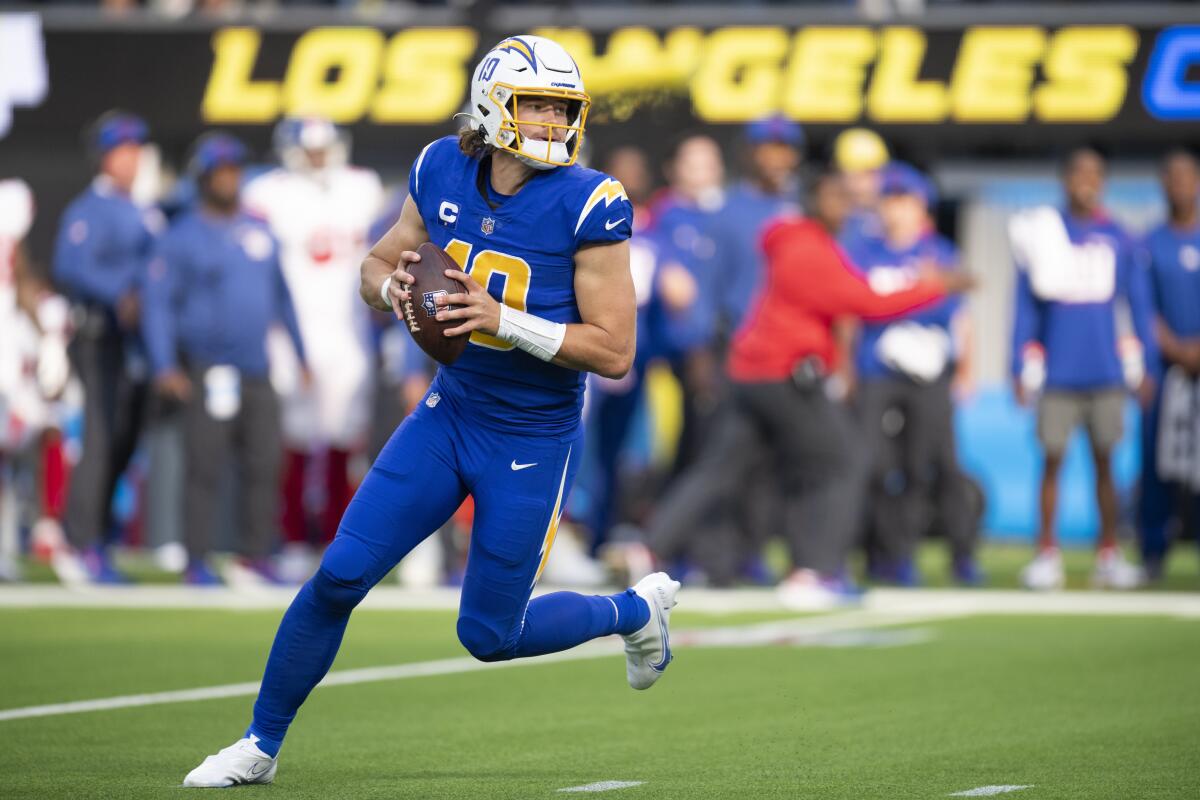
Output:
[1138, 148, 1200, 582]
[244, 117, 384, 583]
[846, 162, 979, 585]
[604, 146, 656, 230]
[835, 127, 890, 253]
[657, 116, 804, 584]
[720, 115, 804, 330]
[0, 179, 71, 581]
[1009, 146, 1156, 591]
[581, 146, 661, 560]
[648, 168, 967, 609]
[833, 128, 891, 399]
[647, 134, 724, 476]
[51, 111, 161, 585]
[141, 132, 308, 586]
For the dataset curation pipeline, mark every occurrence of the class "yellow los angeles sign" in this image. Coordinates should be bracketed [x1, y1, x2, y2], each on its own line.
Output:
[201, 25, 1139, 125]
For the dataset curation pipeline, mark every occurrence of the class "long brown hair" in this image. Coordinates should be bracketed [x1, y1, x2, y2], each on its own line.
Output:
[458, 127, 495, 160]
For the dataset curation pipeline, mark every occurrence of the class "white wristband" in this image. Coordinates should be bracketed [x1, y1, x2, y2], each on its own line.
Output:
[380, 275, 393, 308]
[496, 304, 566, 362]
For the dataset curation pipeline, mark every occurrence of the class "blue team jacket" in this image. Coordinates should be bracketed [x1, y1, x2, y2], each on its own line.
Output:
[141, 208, 306, 379]
[53, 178, 161, 312]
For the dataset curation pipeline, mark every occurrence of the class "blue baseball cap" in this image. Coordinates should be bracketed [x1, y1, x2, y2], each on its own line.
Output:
[745, 115, 804, 148]
[188, 132, 249, 177]
[89, 111, 148, 156]
[881, 161, 937, 207]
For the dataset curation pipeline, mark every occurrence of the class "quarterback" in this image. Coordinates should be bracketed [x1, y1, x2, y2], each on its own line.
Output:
[184, 35, 680, 788]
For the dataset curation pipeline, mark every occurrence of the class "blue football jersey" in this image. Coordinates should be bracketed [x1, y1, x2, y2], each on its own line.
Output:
[408, 136, 633, 433]
[1142, 222, 1200, 341]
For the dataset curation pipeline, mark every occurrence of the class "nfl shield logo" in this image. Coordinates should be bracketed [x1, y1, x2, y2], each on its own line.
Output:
[422, 290, 446, 317]
[481, 217, 495, 235]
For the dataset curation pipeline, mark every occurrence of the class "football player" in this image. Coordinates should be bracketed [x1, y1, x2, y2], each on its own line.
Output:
[244, 117, 384, 580]
[0, 179, 71, 581]
[185, 35, 679, 788]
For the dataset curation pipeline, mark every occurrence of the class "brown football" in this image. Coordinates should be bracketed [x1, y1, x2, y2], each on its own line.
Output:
[401, 242, 469, 366]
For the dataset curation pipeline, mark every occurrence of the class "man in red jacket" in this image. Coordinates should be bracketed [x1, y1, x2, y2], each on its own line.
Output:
[647, 167, 972, 609]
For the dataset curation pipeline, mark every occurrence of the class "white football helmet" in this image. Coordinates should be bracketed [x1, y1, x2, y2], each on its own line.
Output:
[273, 115, 348, 174]
[466, 35, 590, 170]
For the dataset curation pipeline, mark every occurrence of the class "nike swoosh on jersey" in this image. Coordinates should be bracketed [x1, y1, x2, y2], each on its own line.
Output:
[605, 218, 626, 230]
[511, 460, 537, 471]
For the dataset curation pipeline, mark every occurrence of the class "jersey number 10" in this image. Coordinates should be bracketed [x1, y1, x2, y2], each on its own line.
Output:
[444, 239, 533, 351]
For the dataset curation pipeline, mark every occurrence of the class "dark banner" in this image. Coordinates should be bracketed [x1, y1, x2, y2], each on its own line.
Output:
[3, 17, 1199, 254]
[7, 22, 1200, 153]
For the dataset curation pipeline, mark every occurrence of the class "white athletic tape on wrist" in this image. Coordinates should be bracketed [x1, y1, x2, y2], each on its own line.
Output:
[380, 275, 393, 308]
[497, 304, 566, 362]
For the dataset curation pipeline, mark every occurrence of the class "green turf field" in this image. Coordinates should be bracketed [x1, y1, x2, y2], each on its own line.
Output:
[1, 603, 1197, 799]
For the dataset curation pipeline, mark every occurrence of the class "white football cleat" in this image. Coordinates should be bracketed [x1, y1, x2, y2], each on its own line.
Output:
[49, 548, 91, 588]
[622, 571, 680, 690]
[775, 569, 859, 612]
[1020, 548, 1065, 591]
[1092, 547, 1143, 590]
[183, 736, 277, 788]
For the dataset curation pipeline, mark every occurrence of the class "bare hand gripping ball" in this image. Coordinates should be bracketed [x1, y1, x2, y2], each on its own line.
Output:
[401, 242, 470, 366]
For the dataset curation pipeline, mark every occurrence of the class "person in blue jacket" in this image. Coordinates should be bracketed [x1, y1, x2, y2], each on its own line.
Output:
[1010, 146, 1157, 591]
[719, 116, 804, 331]
[1138, 148, 1200, 581]
[847, 162, 979, 585]
[51, 111, 162, 584]
[646, 134, 728, 482]
[141, 133, 308, 586]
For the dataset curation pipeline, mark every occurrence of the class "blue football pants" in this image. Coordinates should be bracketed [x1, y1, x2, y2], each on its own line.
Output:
[246, 396, 647, 755]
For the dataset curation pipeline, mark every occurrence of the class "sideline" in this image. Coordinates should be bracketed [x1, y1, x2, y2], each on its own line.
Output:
[2, 584, 1200, 616]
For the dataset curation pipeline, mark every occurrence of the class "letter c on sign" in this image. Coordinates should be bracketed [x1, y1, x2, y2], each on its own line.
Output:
[1143, 26, 1200, 121]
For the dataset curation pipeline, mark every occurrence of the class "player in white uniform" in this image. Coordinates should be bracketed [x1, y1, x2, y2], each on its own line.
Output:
[243, 118, 384, 579]
[0, 179, 71, 580]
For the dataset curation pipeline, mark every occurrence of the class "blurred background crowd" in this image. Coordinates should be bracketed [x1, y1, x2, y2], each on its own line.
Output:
[1, 2, 1198, 605]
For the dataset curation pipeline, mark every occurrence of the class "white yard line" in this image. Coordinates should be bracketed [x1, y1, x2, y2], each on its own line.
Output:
[558, 781, 645, 793]
[0, 586, 1196, 724]
[0, 610, 938, 724]
[0, 646, 612, 723]
[1, 585, 1199, 617]
[949, 786, 1034, 797]
[866, 588, 1200, 618]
